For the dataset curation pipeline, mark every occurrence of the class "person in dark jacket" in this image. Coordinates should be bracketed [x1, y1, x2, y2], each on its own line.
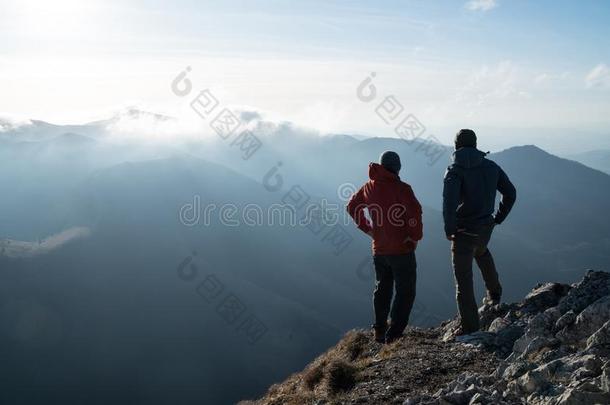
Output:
[443, 129, 516, 334]
[347, 151, 423, 343]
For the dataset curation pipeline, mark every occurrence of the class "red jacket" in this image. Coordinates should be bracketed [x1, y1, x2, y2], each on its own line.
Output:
[347, 163, 423, 255]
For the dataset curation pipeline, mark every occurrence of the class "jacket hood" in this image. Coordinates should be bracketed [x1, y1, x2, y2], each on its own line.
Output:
[369, 163, 400, 181]
[452, 147, 487, 169]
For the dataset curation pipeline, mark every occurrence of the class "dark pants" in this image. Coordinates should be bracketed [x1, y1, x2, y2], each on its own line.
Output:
[451, 223, 502, 333]
[373, 253, 417, 338]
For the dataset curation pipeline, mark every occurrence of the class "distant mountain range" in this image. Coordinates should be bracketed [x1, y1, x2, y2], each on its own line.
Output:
[566, 149, 610, 174]
[1, 111, 608, 404]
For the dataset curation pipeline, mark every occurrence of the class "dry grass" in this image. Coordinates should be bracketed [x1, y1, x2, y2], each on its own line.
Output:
[241, 330, 369, 404]
[326, 359, 358, 394]
[247, 327, 499, 405]
[303, 361, 326, 390]
[342, 329, 369, 360]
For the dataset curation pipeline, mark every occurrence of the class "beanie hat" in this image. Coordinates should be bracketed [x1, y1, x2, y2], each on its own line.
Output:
[379, 151, 401, 174]
[455, 129, 477, 149]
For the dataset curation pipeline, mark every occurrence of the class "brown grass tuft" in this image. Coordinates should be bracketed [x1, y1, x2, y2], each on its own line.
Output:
[325, 359, 358, 394]
[342, 330, 370, 360]
[303, 361, 326, 390]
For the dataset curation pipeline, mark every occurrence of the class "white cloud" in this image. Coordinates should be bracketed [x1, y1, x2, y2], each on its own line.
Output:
[103, 106, 200, 142]
[96, 103, 326, 145]
[0, 113, 32, 132]
[534, 71, 569, 84]
[465, 0, 498, 12]
[585, 63, 610, 88]
[454, 61, 525, 107]
[0, 227, 91, 258]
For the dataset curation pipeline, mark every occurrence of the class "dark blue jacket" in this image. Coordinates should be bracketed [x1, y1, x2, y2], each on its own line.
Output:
[443, 147, 516, 236]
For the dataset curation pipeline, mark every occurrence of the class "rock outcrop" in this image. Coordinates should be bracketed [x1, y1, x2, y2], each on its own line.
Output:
[244, 270, 610, 405]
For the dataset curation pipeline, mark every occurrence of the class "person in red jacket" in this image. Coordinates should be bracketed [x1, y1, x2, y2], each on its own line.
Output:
[347, 151, 423, 343]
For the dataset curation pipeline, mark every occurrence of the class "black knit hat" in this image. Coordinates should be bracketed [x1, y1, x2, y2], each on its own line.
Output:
[379, 151, 401, 174]
[455, 129, 477, 148]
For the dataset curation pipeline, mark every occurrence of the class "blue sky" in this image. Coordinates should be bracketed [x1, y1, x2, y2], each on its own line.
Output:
[1, 0, 609, 150]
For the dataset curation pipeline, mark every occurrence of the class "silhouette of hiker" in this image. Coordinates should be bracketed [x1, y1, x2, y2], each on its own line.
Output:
[347, 151, 423, 343]
[443, 129, 516, 335]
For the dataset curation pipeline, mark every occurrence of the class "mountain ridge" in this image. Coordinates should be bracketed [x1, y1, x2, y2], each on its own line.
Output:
[244, 270, 610, 405]
[566, 149, 610, 175]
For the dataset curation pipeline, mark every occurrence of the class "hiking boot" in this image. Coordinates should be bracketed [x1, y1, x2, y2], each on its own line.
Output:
[385, 323, 405, 344]
[385, 333, 403, 344]
[482, 293, 501, 307]
[372, 324, 387, 344]
[455, 326, 479, 337]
